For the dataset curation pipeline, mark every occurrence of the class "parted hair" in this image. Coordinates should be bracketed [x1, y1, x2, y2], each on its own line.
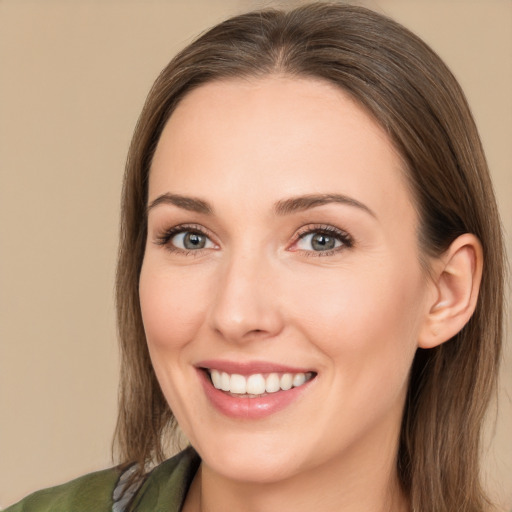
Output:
[114, 4, 504, 511]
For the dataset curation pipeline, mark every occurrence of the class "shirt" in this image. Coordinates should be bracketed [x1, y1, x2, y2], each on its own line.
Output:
[4, 447, 200, 512]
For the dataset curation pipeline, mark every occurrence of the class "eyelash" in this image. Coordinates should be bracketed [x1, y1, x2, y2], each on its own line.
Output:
[154, 224, 216, 256]
[154, 223, 354, 257]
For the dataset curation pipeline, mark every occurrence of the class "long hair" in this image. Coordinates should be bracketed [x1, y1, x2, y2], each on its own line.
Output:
[114, 4, 504, 510]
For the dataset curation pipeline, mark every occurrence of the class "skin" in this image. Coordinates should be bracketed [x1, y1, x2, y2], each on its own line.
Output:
[139, 76, 441, 512]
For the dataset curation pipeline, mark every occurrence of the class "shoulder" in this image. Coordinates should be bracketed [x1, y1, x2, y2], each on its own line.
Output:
[4, 448, 200, 512]
[129, 447, 200, 511]
[3, 467, 120, 512]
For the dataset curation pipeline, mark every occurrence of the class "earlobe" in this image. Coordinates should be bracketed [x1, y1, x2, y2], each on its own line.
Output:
[418, 233, 483, 349]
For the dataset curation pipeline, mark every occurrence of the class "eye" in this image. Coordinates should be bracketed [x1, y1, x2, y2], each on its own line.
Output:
[297, 232, 341, 251]
[291, 225, 353, 255]
[154, 224, 217, 254]
[171, 231, 215, 250]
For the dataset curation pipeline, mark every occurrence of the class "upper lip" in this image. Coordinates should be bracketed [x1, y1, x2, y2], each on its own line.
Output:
[196, 359, 314, 375]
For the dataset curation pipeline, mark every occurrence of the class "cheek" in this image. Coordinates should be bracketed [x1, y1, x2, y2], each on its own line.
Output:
[139, 259, 210, 351]
[287, 260, 425, 368]
[287, 262, 426, 438]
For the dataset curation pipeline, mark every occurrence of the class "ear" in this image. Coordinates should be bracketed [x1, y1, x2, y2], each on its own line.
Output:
[418, 233, 483, 349]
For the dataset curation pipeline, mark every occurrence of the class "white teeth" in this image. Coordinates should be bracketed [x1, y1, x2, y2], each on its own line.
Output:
[211, 369, 222, 389]
[246, 374, 266, 395]
[230, 374, 247, 394]
[280, 373, 293, 390]
[208, 370, 312, 395]
[265, 373, 281, 393]
[220, 372, 230, 392]
[292, 373, 306, 387]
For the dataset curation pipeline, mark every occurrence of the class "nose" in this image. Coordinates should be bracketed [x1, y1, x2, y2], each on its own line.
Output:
[208, 250, 284, 343]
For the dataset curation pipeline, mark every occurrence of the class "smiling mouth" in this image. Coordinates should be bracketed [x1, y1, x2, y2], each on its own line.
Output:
[204, 369, 316, 397]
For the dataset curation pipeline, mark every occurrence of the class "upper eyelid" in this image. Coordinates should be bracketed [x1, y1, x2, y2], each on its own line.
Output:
[159, 223, 212, 235]
[295, 224, 353, 240]
[153, 223, 216, 245]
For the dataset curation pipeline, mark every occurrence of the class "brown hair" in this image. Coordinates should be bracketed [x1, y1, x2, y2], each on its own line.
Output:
[114, 4, 504, 511]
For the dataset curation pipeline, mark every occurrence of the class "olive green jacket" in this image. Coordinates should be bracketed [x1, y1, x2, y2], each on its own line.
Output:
[5, 448, 200, 512]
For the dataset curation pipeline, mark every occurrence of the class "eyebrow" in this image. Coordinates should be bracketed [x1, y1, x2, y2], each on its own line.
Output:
[274, 194, 376, 217]
[147, 192, 375, 218]
[147, 193, 213, 215]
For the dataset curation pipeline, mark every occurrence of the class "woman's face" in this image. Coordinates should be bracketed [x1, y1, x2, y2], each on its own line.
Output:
[139, 77, 434, 484]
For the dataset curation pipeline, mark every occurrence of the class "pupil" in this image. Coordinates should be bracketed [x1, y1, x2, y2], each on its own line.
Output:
[184, 232, 205, 249]
[312, 233, 335, 251]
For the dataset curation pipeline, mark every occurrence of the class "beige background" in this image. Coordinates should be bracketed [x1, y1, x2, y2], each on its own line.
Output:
[0, 0, 510, 509]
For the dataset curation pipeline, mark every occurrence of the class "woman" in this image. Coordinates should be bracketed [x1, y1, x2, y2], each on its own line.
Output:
[6, 3, 505, 512]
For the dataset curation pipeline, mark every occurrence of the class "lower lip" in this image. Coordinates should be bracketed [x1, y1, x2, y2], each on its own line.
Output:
[198, 370, 314, 420]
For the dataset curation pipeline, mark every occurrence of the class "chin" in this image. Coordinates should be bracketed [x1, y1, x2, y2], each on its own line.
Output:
[191, 430, 313, 484]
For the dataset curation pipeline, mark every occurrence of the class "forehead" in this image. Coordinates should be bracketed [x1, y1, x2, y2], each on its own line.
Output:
[149, 76, 414, 224]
